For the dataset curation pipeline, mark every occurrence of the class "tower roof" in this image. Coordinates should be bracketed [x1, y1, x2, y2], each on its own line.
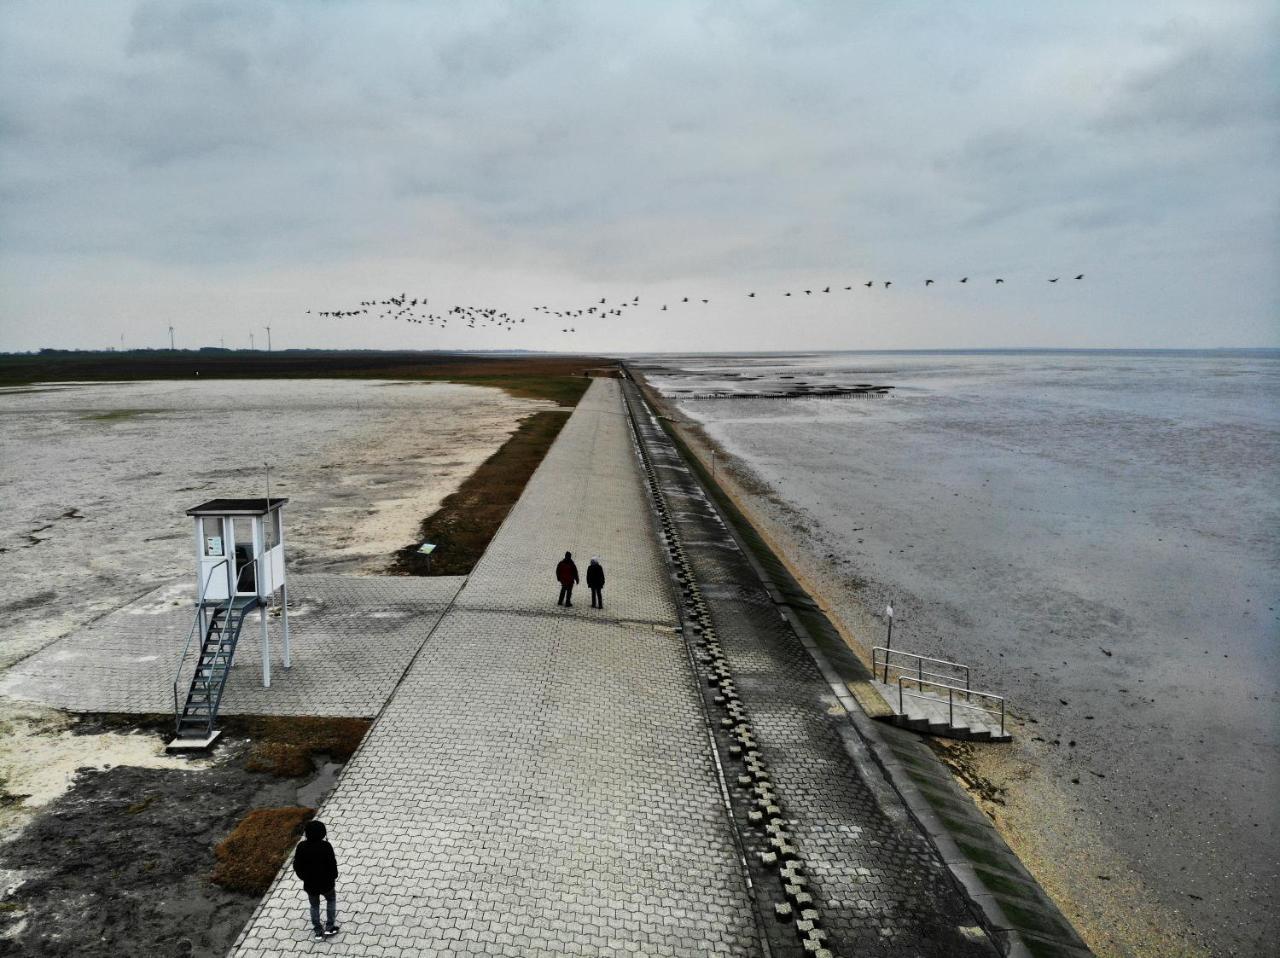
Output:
[186, 498, 288, 517]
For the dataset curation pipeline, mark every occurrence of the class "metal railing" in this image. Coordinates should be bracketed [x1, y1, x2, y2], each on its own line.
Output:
[171, 556, 258, 736]
[896, 676, 1006, 736]
[872, 646, 971, 692]
[172, 558, 228, 734]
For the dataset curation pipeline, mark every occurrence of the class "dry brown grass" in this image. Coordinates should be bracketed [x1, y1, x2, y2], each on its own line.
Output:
[391, 409, 571, 575]
[211, 806, 314, 895]
[231, 715, 372, 777]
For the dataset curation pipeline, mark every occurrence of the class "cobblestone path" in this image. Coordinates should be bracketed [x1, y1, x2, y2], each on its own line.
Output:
[230, 380, 764, 957]
[621, 377, 997, 957]
[0, 575, 466, 717]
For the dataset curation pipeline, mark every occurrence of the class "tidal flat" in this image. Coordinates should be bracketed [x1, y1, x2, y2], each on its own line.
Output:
[0, 377, 551, 955]
[0, 378, 552, 670]
[643, 350, 1280, 958]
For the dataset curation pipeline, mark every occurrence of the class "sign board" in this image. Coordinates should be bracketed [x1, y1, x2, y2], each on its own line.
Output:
[417, 543, 437, 555]
[206, 536, 223, 556]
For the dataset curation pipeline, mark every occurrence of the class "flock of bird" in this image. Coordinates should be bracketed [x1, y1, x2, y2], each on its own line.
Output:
[307, 274, 1085, 337]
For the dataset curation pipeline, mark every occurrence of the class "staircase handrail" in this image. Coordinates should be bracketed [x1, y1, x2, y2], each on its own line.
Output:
[873, 646, 971, 691]
[897, 675, 1005, 736]
[172, 558, 227, 732]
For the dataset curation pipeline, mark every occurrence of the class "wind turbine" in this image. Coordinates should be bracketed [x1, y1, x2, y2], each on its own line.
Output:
[264, 326, 272, 352]
[168, 326, 175, 351]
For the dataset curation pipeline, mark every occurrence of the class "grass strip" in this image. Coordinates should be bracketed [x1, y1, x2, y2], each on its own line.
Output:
[212, 806, 315, 895]
[392, 409, 570, 575]
[238, 716, 373, 777]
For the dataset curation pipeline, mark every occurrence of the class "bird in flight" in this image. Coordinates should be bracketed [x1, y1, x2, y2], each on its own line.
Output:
[1075, 274, 1085, 280]
[1049, 278, 1059, 283]
[823, 286, 830, 293]
[864, 281, 873, 288]
[884, 281, 892, 288]
[748, 292, 755, 297]
[925, 279, 934, 286]
[995, 278, 1005, 284]
[960, 277, 968, 283]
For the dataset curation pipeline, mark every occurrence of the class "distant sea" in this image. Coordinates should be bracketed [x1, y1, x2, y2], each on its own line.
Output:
[642, 349, 1280, 954]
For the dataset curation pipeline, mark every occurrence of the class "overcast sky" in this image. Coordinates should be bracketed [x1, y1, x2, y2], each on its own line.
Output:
[1, 1, 1276, 353]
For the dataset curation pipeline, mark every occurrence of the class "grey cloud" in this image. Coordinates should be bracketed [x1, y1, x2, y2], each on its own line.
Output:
[0, 0, 1276, 351]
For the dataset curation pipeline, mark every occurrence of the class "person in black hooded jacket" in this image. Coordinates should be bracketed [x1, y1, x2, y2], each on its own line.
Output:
[586, 557, 605, 609]
[293, 819, 340, 940]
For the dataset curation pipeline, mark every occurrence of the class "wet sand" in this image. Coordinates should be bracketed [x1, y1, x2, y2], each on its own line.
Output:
[639, 352, 1279, 958]
[0, 378, 552, 671]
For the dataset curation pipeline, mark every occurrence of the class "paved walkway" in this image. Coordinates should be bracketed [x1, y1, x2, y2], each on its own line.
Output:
[230, 380, 762, 957]
[0, 575, 465, 717]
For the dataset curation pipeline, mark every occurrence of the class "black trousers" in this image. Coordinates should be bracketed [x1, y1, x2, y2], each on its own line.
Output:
[590, 588, 603, 608]
[558, 585, 573, 606]
[307, 889, 336, 935]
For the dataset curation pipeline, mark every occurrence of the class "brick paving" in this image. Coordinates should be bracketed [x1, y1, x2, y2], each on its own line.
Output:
[230, 380, 762, 958]
[0, 575, 464, 717]
[455, 383, 675, 627]
[622, 377, 996, 957]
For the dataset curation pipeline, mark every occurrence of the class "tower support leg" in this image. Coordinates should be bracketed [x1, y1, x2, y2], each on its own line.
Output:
[260, 604, 271, 688]
[281, 584, 291, 669]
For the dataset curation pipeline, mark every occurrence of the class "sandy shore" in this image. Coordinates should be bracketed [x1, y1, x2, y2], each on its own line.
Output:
[638, 382, 1212, 958]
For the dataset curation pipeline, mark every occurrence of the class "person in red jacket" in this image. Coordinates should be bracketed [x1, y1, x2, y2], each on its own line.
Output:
[293, 820, 340, 941]
[555, 551, 579, 607]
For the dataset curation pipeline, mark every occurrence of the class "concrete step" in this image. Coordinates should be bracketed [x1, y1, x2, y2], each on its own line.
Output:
[871, 680, 1011, 742]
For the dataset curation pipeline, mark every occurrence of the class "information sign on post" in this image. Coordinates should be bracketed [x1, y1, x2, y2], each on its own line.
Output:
[418, 542, 437, 574]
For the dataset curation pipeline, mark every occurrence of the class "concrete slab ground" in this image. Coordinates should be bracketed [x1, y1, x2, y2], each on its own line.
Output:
[0, 574, 465, 717]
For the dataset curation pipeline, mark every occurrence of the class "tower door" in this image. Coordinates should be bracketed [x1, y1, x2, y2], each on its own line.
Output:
[232, 516, 260, 595]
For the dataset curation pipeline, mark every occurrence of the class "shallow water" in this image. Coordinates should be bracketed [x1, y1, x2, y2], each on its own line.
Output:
[644, 350, 1280, 955]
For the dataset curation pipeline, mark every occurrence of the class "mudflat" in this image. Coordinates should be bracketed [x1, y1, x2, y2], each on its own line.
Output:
[640, 350, 1280, 958]
[0, 377, 553, 669]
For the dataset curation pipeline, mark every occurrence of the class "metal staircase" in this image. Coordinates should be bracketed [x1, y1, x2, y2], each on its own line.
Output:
[173, 596, 259, 741]
[170, 554, 261, 748]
